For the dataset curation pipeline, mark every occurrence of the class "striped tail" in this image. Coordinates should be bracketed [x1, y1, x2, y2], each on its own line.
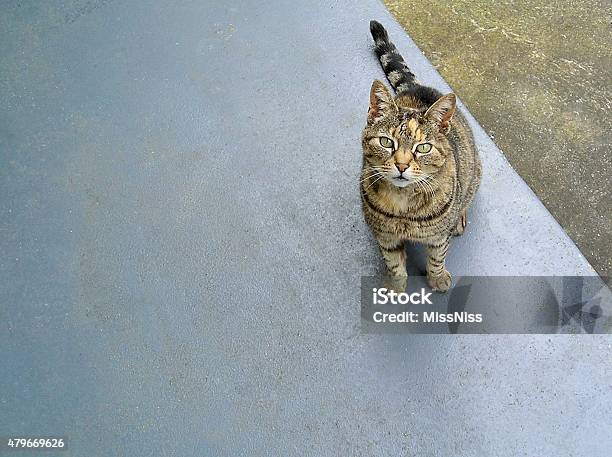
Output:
[370, 20, 417, 94]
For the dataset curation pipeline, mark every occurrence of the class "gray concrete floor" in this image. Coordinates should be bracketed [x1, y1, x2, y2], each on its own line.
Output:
[386, 0, 612, 285]
[1, 1, 611, 456]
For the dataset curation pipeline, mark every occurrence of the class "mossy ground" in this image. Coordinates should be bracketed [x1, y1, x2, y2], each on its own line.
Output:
[385, 0, 611, 283]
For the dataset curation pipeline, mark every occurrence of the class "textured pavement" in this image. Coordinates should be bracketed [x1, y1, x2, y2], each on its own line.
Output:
[1, 1, 611, 456]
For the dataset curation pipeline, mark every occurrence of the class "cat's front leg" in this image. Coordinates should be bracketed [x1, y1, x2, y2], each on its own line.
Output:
[425, 237, 452, 292]
[375, 235, 407, 277]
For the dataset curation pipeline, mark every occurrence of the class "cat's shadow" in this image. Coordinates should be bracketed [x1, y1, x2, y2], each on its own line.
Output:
[405, 242, 427, 275]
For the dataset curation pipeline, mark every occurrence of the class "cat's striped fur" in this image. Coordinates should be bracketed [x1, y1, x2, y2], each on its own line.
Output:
[361, 21, 481, 291]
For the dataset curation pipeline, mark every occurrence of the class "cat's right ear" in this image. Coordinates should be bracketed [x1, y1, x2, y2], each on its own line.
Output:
[424, 93, 456, 134]
[368, 80, 396, 124]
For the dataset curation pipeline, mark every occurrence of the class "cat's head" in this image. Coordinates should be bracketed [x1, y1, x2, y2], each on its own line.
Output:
[361, 80, 456, 189]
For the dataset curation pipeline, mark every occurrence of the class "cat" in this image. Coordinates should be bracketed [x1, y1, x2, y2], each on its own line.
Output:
[361, 21, 481, 292]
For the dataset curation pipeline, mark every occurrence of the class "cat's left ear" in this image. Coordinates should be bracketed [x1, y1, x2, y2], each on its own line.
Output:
[368, 80, 397, 124]
[425, 93, 456, 134]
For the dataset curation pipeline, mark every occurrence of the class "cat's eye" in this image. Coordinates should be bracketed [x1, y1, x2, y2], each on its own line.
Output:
[416, 143, 432, 154]
[379, 136, 394, 149]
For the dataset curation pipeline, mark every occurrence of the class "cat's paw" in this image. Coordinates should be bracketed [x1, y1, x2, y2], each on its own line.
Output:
[428, 269, 452, 292]
[384, 274, 407, 294]
[453, 211, 466, 236]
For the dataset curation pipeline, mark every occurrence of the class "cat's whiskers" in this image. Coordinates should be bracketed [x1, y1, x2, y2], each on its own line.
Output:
[415, 179, 429, 196]
[360, 171, 381, 183]
[419, 177, 434, 197]
[360, 166, 389, 184]
[364, 173, 387, 190]
[410, 173, 436, 197]
[423, 175, 437, 197]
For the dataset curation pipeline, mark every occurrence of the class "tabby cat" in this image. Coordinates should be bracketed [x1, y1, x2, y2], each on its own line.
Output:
[361, 21, 481, 292]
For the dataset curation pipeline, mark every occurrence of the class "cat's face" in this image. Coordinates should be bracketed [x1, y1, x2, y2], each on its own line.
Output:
[362, 80, 456, 189]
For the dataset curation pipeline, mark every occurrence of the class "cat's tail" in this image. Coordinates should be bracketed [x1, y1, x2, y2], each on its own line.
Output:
[369, 20, 417, 95]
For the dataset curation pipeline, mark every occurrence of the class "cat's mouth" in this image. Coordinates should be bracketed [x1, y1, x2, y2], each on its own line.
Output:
[390, 176, 412, 188]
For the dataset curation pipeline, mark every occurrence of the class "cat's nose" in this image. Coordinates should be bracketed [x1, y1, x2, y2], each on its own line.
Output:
[396, 163, 409, 173]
